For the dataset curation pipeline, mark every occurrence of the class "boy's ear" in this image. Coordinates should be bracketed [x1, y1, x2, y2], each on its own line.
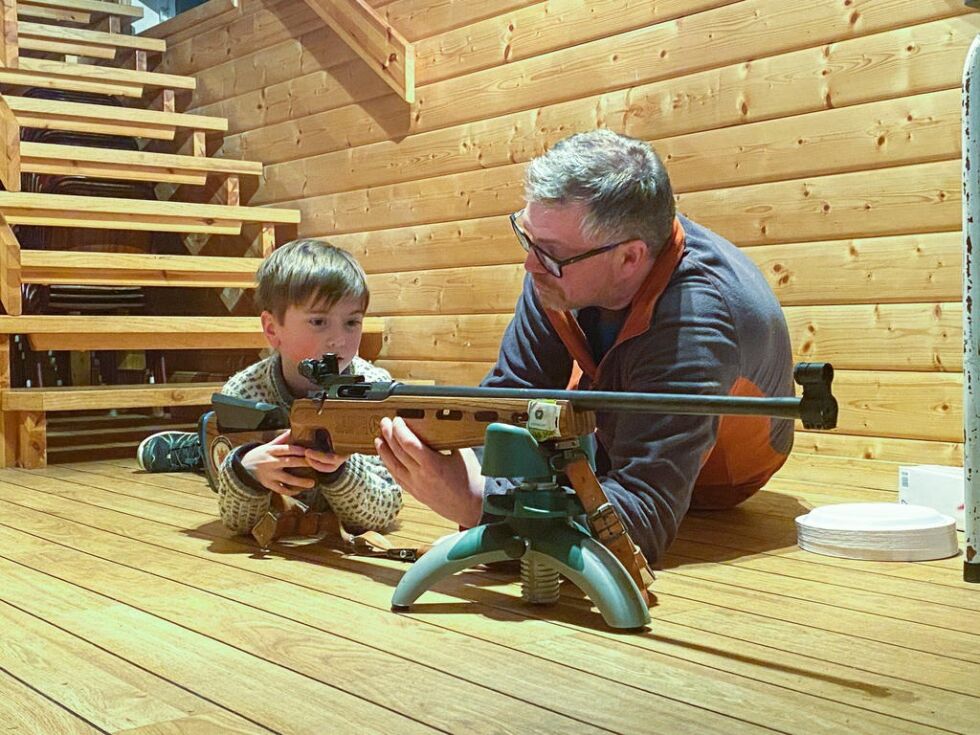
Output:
[260, 311, 281, 349]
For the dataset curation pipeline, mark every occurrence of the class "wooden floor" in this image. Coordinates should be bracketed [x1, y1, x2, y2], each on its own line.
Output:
[0, 460, 976, 734]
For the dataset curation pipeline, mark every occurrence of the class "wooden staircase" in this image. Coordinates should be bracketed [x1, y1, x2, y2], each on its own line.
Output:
[0, 0, 347, 468]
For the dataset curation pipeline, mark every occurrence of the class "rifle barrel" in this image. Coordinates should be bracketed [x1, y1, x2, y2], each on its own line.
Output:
[338, 383, 805, 421]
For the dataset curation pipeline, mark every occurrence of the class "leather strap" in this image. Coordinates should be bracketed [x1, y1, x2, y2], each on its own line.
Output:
[251, 494, 429, 561]
[563, 457, 656, 606]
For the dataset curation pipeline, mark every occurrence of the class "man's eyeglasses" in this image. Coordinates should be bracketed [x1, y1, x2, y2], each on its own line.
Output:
[510, 210, 633, 278]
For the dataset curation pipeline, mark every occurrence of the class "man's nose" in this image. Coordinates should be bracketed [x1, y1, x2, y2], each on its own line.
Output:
[524, 249, 544, 274]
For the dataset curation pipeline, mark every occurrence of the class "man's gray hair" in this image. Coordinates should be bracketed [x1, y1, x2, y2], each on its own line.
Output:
[524, 129, 675, 254]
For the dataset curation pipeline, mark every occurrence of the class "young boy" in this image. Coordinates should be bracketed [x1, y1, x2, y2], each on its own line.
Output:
[137, 239, 403, 536]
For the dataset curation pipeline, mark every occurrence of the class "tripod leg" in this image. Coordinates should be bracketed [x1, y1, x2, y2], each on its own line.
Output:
[531, 524, 651, 630]
[391, 522, 525, 610]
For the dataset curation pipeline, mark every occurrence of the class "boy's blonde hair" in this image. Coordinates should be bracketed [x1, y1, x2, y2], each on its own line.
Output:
[254, 239, 369, 322]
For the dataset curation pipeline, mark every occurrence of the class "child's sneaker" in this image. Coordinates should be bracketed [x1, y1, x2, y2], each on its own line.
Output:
[136, 431, 203, 473]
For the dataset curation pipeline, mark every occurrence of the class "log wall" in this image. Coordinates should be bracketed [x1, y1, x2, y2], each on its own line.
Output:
[157, 0, 980, 491]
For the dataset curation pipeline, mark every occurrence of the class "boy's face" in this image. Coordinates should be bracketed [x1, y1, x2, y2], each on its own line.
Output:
[261, 295, 365, 383]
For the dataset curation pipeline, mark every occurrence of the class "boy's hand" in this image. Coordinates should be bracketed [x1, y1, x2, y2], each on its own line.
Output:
[241, 430, 316, 496]
[304, 447, 349, 474]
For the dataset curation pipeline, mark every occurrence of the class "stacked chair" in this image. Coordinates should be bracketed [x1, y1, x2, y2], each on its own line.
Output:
[0, 0, 330, 468]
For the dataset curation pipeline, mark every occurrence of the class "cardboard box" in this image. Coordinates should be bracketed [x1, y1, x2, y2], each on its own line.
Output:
[898, 465, 964, 531]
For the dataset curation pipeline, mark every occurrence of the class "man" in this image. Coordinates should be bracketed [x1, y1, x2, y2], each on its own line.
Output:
[375, 129, 794, 566]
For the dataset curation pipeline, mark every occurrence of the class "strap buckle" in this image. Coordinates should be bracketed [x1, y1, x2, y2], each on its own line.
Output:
[588, 502, 625, 543]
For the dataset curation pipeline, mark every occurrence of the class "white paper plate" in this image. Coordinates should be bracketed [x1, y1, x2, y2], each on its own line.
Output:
[795, 503, 958, 561]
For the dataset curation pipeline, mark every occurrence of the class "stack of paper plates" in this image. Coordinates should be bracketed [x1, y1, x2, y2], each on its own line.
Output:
[795, 503, 958, 561]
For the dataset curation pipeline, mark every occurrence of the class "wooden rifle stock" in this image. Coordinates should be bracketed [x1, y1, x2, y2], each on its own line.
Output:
[288, 396, 597, 454]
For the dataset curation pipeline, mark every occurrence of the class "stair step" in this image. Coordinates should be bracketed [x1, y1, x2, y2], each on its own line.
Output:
[18, 21, 166, 60]
[19, 0, 143, 21]
[20, 141, 263, 186]
[0, 57, 195, 99]
[21, 251, 262, 288]
[0, 315, 384, 354]
[7, 95, 227, 140]
[3, 381, 222, 411]
[0, 191, 299, 235]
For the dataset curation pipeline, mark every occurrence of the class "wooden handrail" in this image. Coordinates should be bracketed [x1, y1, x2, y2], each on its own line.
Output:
[301, 0, 414, 103]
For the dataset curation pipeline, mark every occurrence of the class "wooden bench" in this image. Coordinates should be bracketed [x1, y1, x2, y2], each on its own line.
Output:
[0, 316, 384, 468]
[5, 94, 228, 141]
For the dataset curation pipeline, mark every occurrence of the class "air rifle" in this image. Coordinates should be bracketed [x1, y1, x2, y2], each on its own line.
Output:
[210, 354, 837, 456]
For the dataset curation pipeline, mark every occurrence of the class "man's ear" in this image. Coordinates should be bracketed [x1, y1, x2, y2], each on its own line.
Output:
[260, 311, 281, 350]
[619, 239, 650, 275]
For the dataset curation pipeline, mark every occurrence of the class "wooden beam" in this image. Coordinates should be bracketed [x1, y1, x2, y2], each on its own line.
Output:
[1, 0, 18, 69]
[0, 214, 21, 317]
[301, 0, 414, 103]
[0, 93, 19, 193]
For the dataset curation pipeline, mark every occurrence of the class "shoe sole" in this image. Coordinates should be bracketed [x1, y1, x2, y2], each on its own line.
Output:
[136, 435, 152, 471]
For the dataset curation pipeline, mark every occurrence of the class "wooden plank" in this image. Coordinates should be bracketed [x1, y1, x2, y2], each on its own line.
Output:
[414, 0, 741, 85]
[0, 93, 19, 193]
[0, 495, 753, 735]
[3, 383, 223, 411]
[0, 192, 300, 234]
[15, 57, 195, 91]
[816, 370, 961, 443]
[368, 301, 962, 372]
[234, 16, 980, 168]
[19, 141, 263, 186]
[16, 410, 44, 468]
[195, 54, 391, 138]
[18, 21, 166, 53]
[286, 155, 957, 239]
[375, 359, 491, 385]
[6, 95, 227, 140]
[300, 0, 414, 103]
[1, 473, 960, 735]
[252, 82, 958, 203]
[367, 263, 524, 315]
[141, 0, 240, 42]
[783, 302, 960, 372]
[380, 0, 538, 41]
[0, 214, 22, 317]
[411, 1, 972, 134]
[0, 314, 383, 352]
[0, 0, 17, 69]
[35, 465, 980, 732]
[0, 668, 101, 734]
[791, 430, 962, 466]
[19, 0, 143, 19]
[746, 231, 960, 306]
[21, 36, 120, 60]
[17, 5, 90, 23]
[0, 555, 440, 734]
[20, 251, 262, 288]
[680, 159, 959, 247]
[157, 0, 325, 80]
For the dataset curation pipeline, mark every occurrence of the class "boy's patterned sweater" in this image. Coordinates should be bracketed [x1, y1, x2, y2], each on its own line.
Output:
[216, 353, 403, 535]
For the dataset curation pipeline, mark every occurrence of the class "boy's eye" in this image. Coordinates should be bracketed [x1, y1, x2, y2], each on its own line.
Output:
[347, 320, 363, 328]
[309, 318, 326, 327]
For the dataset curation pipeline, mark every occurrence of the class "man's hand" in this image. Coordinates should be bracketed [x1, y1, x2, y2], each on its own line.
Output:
[375, 416, 484, 527]
[241, 430, 316, 496]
